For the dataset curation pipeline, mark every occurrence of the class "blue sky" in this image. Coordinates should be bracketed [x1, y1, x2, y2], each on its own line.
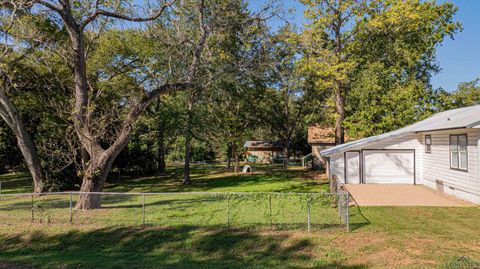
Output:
[250, 0, 480, 91]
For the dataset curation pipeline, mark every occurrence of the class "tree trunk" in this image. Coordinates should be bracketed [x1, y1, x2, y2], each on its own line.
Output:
[226, 142, 233, 170]
[75, 154, 115, 210]
[76, 172, 104, 210]
[281, 138, 290, 169]
[333, 12, 346, 145]
[334, 83, 345, 145]
[183, 95, 194, 185]
[0, 85, 45, 193]
[15, 130, 44, 193]
[183, 132, 191, 184]
[232, 143, 240, 173]
[80, 148, 89, 172]
[157, 120, 166, 174]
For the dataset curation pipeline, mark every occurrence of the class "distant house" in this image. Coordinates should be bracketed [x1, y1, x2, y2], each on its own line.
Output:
[308, 125, 337, 169]
[321, 105, 480, 204]
[243, 140, 284, 164]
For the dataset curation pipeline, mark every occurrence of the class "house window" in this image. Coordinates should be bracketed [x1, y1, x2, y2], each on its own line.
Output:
[450, 134, 468, 171]
[425, 135, 432, 153]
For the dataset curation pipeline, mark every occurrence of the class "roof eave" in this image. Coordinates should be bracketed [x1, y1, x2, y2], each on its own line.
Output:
[414, 126, 468, 133]
[320, 131, 413, 157]
[467, 119, 480, 128]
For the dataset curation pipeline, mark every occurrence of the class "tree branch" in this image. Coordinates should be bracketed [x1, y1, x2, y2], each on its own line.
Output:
[81, 0, 177, 29]
[34, 0, 63, 12]
[102, 0, 209, 159]
[0, 101, 13, 128]
[103, 82, 191, 158]
[187, 0, 207, 81]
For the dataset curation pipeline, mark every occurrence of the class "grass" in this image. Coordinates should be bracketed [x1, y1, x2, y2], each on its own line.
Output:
[104, 164, 329, 193]
[0, 164, 479, 268]
[0, 173, 32, 194]
[0, 206, 479, 268]
[0, 164, 329, 194]
[0, 192, 345, 231]
[0, 164, 337, 229]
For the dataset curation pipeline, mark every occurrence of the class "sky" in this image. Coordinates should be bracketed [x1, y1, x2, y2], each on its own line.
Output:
[250, 0, 480, 92]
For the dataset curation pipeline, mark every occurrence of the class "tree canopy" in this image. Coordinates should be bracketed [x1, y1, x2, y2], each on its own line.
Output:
[0, 0, 470, 199]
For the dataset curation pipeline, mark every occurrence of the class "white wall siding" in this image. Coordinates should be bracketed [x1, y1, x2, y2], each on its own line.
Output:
[362, 133, 423, 184]
[325, 128, 480, 204]
[421, 129, 480, 203]
[330, 154, 345, 183]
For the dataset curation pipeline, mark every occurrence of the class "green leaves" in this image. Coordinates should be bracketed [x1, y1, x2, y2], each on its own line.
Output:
[433, 79, 480, 110]
[299, 0, 461, 138]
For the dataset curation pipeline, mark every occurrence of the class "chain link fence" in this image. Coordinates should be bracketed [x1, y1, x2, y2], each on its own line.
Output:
[0, 192, 350, 232]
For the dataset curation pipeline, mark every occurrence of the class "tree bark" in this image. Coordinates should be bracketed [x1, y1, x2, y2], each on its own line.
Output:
[232, 143, 240, 173]
[333, 7, 346, 145]
[183, 95, 194, 185]
[157, 127, 166, 174]
[281, 138, 290, 169]
[76, 152, 116, 209]
[76, 173, 104, 209]
[0, 84, 45, 193]
[183, 133, 191, 184]
[334, 83, 346, 145]
[15, 128, 44, 193]
[226, 142, 233, 170]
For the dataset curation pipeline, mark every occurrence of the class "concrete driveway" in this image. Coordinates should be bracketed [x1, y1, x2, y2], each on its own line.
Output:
[344, 184, 474, 207]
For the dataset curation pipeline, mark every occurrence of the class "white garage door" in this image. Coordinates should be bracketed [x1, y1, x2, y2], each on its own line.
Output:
[363, 150, 414, 184]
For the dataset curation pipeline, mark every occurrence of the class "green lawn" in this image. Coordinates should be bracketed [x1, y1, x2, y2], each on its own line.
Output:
[0, 173, 32, 194]
[0, 191, 346, 232]
[0, 164, 329, 194]
[104, 164, 329, 193]
[0, 206, 479, 269]
[0, 164, 479, 268]
[0, 164, 343, 232]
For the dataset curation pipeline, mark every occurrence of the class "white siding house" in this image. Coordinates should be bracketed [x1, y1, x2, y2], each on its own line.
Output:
[421, 129, 480, 203]
[321, 105, 480, 204]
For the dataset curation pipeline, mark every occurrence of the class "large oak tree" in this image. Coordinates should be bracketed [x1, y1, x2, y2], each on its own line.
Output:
[5, 0, 211, 208]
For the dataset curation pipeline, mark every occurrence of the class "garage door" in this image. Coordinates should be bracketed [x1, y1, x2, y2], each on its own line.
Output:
[363, 150, 414, 184]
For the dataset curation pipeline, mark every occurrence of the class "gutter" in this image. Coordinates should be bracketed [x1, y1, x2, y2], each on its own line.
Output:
[320, 131, 413, 157]
[414, 126, 468, 133]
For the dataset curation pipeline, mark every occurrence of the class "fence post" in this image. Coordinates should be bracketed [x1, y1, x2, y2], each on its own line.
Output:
[307, 197, 311, 233]
[269, 194, 272, 228]
[345, 193, 350, 232]
[142, 194, 146, 227]
[31, 194, 34, 223]
[69, 193, 73, 223]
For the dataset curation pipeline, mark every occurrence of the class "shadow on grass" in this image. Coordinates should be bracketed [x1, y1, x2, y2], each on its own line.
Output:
[0, 173, 31, 182]
[105, 170, 329, 193]
[0, 164, 328, 195]
[348, 205, 371, 231]
[0, 173, 32, 194]
[0, 226, 368, 269]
